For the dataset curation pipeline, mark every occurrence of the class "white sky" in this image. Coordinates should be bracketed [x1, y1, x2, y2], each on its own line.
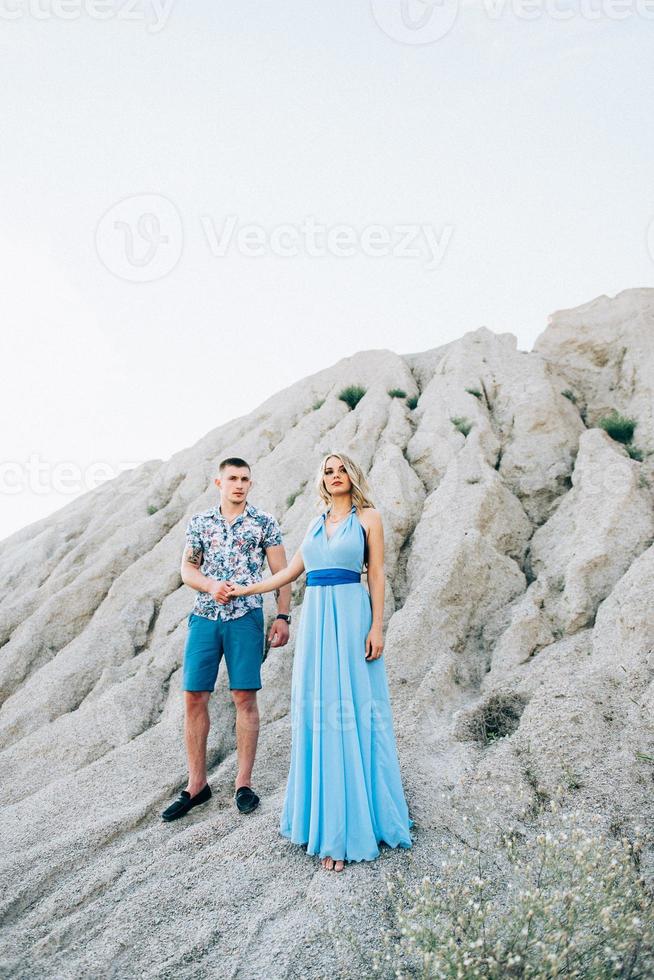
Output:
[1, 0, 653, 541]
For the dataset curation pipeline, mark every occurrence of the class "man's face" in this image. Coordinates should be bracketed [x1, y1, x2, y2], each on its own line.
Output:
[215, 466, 251, 503]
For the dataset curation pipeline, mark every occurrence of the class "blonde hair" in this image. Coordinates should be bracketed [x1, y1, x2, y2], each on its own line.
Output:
[314, 451, 375, 513]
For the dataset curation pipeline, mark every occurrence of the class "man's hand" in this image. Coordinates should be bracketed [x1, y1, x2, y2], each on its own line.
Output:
[211, 581, 235, 604]
[268, 617, 290, 648]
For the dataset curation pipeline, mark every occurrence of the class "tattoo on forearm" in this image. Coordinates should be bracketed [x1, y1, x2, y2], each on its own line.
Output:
[184, 545, 203, 568]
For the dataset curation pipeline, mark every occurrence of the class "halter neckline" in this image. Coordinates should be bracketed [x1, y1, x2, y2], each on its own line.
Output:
[325, 504, 356, 518]
[323, 504, 356, 543]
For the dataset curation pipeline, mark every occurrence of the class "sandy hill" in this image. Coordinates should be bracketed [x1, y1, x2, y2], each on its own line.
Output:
[1, 287, 654, 978]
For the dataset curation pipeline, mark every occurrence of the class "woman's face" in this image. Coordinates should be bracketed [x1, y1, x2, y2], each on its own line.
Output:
[323, 456, 351, 496]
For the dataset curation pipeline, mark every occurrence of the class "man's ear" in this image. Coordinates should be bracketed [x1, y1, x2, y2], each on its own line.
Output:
[214, 476, 221, 490]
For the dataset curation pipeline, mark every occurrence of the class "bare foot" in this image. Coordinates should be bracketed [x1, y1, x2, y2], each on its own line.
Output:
[321, 856, 345, 871]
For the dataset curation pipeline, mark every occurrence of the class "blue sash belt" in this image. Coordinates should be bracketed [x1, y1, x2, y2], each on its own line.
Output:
[306, 568, 361, 586]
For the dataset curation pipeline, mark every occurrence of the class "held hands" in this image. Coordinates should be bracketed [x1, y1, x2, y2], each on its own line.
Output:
[211, 581, 236, 604]
[365, 624, 384, 661]
[222, 580, 247, 598]
[211, 580, 248, 603]
[210, 580, 290, 648]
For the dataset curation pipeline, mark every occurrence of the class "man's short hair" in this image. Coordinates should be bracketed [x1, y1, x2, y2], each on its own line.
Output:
[218, 457, 251, 473]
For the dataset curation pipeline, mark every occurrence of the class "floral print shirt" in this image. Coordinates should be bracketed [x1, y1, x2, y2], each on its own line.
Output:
[185, 501, 283, 621]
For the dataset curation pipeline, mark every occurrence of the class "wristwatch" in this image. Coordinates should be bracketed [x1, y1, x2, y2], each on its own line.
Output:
[275, 613, 291, 624]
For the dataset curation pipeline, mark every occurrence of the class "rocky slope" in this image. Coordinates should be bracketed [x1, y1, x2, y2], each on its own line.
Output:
[1, 288, 653, 979]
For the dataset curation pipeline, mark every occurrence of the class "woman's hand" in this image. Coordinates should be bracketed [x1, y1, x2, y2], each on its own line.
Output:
[223, 581, 248, 598]
[365, 624, 384, 661]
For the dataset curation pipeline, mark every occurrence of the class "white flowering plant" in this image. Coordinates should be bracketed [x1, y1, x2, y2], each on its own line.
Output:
[377, 806, 654, 979]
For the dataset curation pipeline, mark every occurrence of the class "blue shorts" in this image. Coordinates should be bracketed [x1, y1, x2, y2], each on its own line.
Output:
[182, 607, 265, 692]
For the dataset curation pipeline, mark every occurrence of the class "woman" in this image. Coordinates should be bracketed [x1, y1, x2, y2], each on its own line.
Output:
[225, 451, 412, 871]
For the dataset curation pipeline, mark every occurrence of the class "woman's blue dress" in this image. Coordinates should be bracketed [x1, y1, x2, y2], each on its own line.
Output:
[279, 504, 413, 862]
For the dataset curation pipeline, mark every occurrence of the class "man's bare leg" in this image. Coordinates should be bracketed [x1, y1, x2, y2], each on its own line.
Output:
[231, 689, 259, 788]
[183, 690, 211, 796]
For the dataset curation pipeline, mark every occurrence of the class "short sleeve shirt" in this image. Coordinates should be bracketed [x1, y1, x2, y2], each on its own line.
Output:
[184, 501, 283, 621]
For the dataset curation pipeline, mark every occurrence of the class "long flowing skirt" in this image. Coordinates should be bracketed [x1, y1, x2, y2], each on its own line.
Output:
[279, 581, 413, 862]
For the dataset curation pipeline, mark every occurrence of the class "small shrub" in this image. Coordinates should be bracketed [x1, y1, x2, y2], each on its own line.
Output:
[146, 504, 159, 516]
[598, 410, 637, 444]
[563, 765, 582, 790]
[627, 444, 644, 461]
[561, 388, 577, 404]
[286, 479, 307, 510]
[312, 398, 325, 411]
[451, 415, 472, 438]
[407, 395, 419, 410]
[338, 385, 366, 410]
[465, 387, 482, 400]
[455, 691, 527, 745]
[380, 816, 654, 979]
[388, 388, 406, 399]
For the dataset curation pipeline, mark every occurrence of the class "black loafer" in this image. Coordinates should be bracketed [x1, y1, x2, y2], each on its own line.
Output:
[161, 783, 212, 821]
[235, 785, 260, 813]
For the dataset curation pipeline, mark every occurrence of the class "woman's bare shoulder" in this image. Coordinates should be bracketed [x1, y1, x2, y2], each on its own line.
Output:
[356, 506, 382, 528]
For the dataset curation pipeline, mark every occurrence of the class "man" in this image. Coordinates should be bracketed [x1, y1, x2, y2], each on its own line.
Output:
[161, 457, 291, 821]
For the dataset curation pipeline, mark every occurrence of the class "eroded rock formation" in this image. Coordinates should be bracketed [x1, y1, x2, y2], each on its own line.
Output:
[1, 288, 653, 978]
